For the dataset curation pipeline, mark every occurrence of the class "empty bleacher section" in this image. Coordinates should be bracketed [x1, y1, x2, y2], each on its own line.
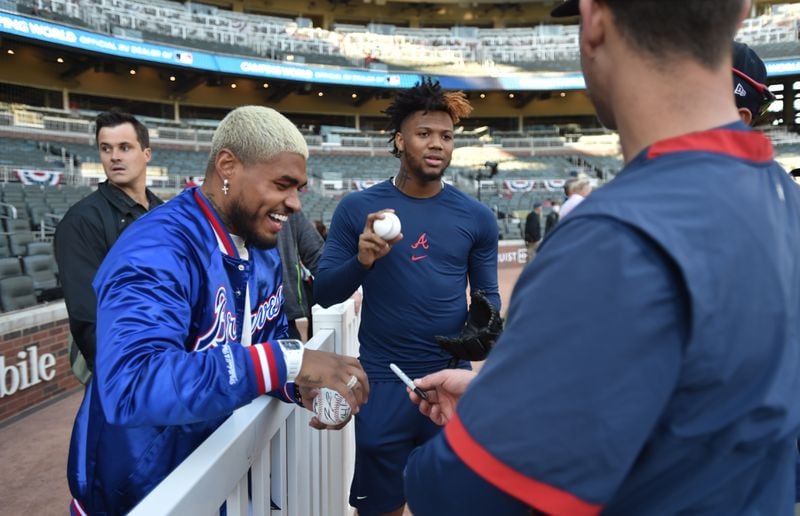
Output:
[0, 182, 72, 309]
[4, 102, 800, 242]
[15, 0, 800, 72]
[7, 100, 799, 183]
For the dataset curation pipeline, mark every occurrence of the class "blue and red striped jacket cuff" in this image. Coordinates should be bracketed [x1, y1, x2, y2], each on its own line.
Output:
[247, 341, 287, 395]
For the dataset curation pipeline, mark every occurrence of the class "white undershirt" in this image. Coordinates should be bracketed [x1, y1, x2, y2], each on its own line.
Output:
[391, 175, 446, 190]
[231, 234, 252, 346]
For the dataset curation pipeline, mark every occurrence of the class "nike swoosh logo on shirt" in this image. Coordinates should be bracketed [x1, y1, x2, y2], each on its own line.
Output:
[411, 255, 428, 261]
[356, 496, 368, 500]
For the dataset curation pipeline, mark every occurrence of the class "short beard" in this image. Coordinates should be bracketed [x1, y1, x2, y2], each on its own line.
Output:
[416, 167, 445, 182]
[408, 158, 449, 183]
[227, 198, 277, 250]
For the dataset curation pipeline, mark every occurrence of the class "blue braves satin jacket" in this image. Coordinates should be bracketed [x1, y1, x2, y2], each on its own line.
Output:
[68, 188, 296, 515]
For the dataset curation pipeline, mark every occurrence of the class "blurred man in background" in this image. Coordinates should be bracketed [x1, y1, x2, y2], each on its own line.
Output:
[277, 210, 325, 340]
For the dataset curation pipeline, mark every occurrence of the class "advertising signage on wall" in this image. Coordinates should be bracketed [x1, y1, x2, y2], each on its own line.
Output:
[219, 56, 420, 88]
[1, 12, 789, 91]
[0, 345, 57, 398]
[0, 11, 218, 70]
[0, 11, 421, 89]
[766, 59, 800, 76]
[436, 73, 587, 92]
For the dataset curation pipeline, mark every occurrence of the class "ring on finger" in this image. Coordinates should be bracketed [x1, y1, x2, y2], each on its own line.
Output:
[346, 375, 358, 390]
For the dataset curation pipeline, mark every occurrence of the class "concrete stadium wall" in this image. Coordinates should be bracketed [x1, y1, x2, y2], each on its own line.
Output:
[0, 302, 79, 425]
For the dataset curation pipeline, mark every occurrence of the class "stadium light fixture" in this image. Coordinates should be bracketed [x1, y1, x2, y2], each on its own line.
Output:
[57, 57, 64, 63]
[508, 93, 515, 99]
[479, 93, 486, 99]
[263, 82, 269, 88]
[129, 68, 137, 75]
[318, 91, 324, 97]
[231, 83, 237, 89]
[560, 92, 566, 97]
[352, 93, 358, 99]
[169, 75, 176, 82]
[6, 49, 14, 55]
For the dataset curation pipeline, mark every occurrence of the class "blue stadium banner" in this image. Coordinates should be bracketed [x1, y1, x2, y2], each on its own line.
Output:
[435, 73, 587, 91]
[2, 11, 787, 91]
[766, 59, 800, 77]
[0, 12, 218, 71]
[0, 11, 420, 88]
[216, 56, 421, 89]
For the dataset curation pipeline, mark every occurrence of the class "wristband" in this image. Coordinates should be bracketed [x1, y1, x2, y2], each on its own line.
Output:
[292, 383, 304, 407]
[278, 339, 304, 383]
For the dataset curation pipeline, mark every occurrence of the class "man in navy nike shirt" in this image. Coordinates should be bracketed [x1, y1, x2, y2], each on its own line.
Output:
[403, 0, 800, 514]
[315, 78, 500, 515]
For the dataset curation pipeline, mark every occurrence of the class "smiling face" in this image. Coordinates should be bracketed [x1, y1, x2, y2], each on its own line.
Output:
[395, 110, 454, 183]
[97, 122, 151, 192]
[225, 151, 307, 249]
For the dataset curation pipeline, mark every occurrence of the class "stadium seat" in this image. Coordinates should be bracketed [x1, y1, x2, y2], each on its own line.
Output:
[0, 275, 37, 312]
[0, 237, 12, 259]
[8, 232, 34, 256]
[26, 241, 54, 257]
[0, 256, 21, 278]
[21, 254, 60, 300]
[4, 217, 33, 234]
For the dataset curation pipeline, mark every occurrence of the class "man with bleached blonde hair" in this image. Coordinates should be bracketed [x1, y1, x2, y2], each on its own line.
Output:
[67, 105, 369, 515]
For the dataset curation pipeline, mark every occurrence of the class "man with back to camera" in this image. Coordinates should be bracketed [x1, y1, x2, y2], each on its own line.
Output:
[523, 202, 542, 262]
[734, 41, 800, 506]
[403, 1, 800, 514]
[314, 78, 501, 516]
[67, 106, 369, 515]
[544, 198, 560, 236]
[54, 110, 163, 380]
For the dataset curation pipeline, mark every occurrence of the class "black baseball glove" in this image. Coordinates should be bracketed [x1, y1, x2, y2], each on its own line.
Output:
[435, 290, 503, 361]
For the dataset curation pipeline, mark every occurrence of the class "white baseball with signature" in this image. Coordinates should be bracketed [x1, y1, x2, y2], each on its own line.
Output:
[312, 388, 352, 425]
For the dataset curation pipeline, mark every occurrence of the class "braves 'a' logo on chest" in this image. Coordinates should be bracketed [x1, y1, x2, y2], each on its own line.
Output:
[410, 232, 430, 261]
[411, 233, 430, 250]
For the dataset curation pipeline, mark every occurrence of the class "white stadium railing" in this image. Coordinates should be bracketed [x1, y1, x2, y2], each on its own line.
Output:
[129, 300, 360, 516]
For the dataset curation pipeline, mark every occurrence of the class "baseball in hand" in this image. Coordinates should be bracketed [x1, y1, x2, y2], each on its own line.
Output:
[373, 212, 401, 240]
[312, 388, 352, 425]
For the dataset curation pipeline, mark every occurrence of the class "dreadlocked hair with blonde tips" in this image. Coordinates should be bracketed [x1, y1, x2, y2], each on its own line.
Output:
[384, 77, 473, 157]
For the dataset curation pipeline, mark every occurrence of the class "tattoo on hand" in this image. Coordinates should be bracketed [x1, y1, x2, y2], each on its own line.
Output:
[297, 374, 323, 387]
